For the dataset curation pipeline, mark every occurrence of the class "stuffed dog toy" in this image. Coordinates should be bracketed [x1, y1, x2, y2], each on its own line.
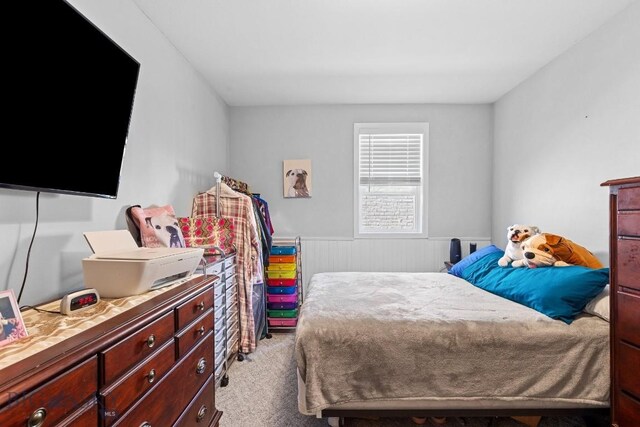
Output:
[498, 224, 540, 267]
[518, 233, 603, 269]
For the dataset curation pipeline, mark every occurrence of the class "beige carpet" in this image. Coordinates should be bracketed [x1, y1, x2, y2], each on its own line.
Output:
[216, 333, 601, 427]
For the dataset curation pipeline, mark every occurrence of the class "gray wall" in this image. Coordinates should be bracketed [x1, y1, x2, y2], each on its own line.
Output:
[492, 1, 640, 259]
[0, 0, 230, 305]
[229, 104, 494, 240]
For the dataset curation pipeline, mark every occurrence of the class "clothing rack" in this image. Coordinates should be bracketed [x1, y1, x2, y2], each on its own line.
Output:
[214, 171, 222, 217]
[210, 171, 271, 354]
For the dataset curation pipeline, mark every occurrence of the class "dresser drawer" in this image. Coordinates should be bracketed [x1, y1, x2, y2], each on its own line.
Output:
[269, 255, 296, 264]
[226, 289, 237, 310]
[617, 292, 640, 345]
[0, 356, 97, 427]
[176, 307, 214, 358]
[214, 338, 226, 366]
[226, 279, 237, 295]
[214, 303, 226, 327]
[102, 310, 174, 385]
[225, 264, 236, 280]
[215, 313, 226, 338]
[214, 293, 225, 312]
[227, 305, 238, 327]
[617, 239, 640, 291]
[618, 212, 640, 237]
[214, 352, 226, 381]
[213, 278, 225, 299]
[205, 260, 224, 276]
[173, 374, 216, 427]
[224, 255, 235, 270]
[616, 391, 640, 427]
[113, 331, 215, 427]
[618, 186, 640, 210]
[101, 339, 175, 426]
[618, 341, 640, 399]
[214, 327, 225, 349]
[227, 329, 239, 354]
[57, 399, 98, 427]
[176, 286, 214, 330]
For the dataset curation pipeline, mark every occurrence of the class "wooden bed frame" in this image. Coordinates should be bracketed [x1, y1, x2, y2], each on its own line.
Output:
[321, 407, 609, 427]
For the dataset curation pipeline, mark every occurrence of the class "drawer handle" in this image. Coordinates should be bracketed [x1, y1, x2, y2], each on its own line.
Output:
[196, 357, 207, 375]
[197, 325, 206, 336]
[146, 334, 156, 348]
[147, 368, 156, 383]
[28, 407, 47, 427]
[197, 405, 208, 422]
[197, 301, 205, 311]
[140, 423, 151, 427]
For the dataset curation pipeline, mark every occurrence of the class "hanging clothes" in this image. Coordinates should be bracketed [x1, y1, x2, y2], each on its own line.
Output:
[192, 182, 261, 353]
[253, 195, 275, 236]
[252, 197, 272, 266]
[221, 175, 251, 196]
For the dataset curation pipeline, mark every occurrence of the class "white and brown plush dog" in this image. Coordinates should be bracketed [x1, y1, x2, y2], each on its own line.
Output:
[286, 169, 310, 198]
[518, 233, 603, 269]
[498, 224, 540, 267]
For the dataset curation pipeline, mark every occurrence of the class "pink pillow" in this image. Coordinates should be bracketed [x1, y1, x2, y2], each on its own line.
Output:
[129, 205, 186, 248]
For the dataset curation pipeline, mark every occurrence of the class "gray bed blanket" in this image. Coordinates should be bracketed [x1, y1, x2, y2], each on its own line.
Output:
[295, 272, 609, 414]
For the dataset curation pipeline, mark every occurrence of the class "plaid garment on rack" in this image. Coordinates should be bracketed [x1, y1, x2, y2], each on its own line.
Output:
[192, 183, 260, 353]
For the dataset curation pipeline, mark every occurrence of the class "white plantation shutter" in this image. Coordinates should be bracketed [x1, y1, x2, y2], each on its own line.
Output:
[359, 134, 422, 187]
[354, 123, 428, 237]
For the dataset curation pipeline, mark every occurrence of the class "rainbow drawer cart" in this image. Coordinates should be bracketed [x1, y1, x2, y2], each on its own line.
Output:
[267, 237, 302, 331]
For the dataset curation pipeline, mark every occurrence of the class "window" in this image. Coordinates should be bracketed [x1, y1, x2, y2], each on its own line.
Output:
[354, 122, 428, 238]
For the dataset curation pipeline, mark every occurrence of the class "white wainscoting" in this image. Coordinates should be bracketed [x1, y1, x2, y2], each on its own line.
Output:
[294, 237, 491, 295]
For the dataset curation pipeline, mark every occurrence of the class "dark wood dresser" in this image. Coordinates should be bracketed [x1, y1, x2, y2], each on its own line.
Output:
[602, 176, 640, 427]
[0, 275, 222, 427]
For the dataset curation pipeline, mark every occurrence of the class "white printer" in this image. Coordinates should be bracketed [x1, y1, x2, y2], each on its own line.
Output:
[82, 230, 204, 298]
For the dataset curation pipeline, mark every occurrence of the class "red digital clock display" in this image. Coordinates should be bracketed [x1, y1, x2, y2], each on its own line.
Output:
[71, 293, 98, 310]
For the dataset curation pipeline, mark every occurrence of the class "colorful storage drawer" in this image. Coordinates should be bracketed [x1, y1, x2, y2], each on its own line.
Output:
[267, 278, 296, 287]
[269, 255, 296, 264]
[266, 262, 296, 272]
[267, 294, 297, 303]
[267, 286, 297, 295]
[267, 302, 298, 310]
[267, 309, 298, 318]
[267, 270, 296, 279]
[271, 246, 296, 255]
[268, 317, 298, 327]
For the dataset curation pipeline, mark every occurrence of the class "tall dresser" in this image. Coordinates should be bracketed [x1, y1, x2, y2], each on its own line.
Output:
[200, 251, 240, 387]
[601, 176, 640, 427]
[0, 275, 222, 427]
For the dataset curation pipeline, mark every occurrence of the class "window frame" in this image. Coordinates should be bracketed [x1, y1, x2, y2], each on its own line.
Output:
[353, 122, 429, 239]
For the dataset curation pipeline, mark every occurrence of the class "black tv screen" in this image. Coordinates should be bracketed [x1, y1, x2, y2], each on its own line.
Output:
[2, 0, 140, 199]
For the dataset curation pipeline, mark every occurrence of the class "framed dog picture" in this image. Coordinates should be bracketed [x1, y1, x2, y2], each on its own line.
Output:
[0, 289, 28, 347]
[283, 159, 312, 198]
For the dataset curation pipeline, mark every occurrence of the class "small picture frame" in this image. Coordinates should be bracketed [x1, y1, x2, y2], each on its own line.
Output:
[283, 159, 312, 198]
[0, 289, 29, 347]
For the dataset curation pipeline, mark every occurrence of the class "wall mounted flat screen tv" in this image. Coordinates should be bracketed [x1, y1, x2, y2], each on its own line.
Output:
[2, 0, 140, 199]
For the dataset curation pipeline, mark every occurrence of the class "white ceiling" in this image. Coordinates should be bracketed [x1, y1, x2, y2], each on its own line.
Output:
[133, 0, 635, 106]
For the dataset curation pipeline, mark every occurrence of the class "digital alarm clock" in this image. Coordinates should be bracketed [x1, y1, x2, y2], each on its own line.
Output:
[60, 289, 101, 315]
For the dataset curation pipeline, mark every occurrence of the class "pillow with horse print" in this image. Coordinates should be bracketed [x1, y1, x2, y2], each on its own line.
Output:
[129, 205, 186, 248]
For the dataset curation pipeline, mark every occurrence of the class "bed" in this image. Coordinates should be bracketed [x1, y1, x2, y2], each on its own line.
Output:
[295, 249, 610, 424]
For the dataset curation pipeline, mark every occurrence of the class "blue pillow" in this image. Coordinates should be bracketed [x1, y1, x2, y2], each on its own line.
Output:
[448, 244, 502, 278]
[460, 251, 609, 324]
